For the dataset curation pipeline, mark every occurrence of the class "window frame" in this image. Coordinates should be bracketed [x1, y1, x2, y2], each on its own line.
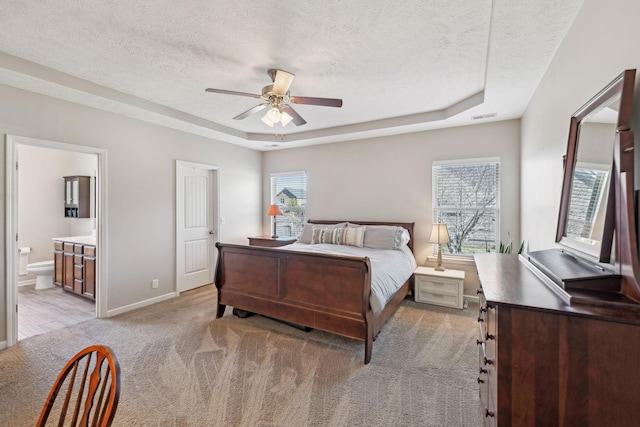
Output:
[432, 157, 501, 256]
[270, 171, 307, 238]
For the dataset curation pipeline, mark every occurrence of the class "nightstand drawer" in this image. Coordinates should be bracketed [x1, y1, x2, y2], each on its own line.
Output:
[416, 289, 459, 307]
[415, 275, 460, 295]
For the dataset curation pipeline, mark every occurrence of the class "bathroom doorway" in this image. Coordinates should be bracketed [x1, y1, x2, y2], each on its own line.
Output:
[5, 135, 107, 347]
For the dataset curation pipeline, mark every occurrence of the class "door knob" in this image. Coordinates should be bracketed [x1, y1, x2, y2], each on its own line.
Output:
[209, 230, 215, 235]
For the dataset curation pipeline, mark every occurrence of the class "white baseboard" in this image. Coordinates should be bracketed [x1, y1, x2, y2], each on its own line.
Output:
[18, 279, 36, 287]
[0, 340, 7, 351]
[106, 292, 177, 317]
[465, 295, 480, 304]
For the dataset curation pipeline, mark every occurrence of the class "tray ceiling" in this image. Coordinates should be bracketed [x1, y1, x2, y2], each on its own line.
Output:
[0, 1, 583, 150]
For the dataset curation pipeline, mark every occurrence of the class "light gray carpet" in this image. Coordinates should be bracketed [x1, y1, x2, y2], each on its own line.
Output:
[0, 285, 481, 426]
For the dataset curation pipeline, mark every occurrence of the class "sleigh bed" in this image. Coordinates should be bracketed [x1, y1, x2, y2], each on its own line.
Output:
[214, 220, 416, 364]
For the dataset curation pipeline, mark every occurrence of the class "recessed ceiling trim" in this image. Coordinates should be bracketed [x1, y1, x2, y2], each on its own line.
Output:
[0, 0, 583, 151]
[0, 51, 248, 141]
[0, 46, 486, 148]
[247, 90, 485, 144]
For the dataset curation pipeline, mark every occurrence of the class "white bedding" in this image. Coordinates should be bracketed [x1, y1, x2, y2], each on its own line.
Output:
[276, 242, 417, 315]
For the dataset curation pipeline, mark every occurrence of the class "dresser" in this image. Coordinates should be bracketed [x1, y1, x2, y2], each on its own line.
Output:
[475, 253, 640, 426]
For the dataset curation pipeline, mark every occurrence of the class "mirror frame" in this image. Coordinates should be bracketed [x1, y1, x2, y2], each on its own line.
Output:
[556, 69, 636, 263]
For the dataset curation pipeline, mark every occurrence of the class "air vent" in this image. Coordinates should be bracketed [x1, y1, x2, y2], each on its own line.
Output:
[471, 113, 497, 120]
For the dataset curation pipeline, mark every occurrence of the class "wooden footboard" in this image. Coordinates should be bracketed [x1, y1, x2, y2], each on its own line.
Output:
[214, 220, 414, 363]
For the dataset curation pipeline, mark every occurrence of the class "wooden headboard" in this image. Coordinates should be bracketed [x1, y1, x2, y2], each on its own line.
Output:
[307, 220, 416, 252]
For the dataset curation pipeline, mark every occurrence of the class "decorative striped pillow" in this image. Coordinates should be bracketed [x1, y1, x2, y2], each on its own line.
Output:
[343, 225, 366, 247]
[311, 226, 346, 244]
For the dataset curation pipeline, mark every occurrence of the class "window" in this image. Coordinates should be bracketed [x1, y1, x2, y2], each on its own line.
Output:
[270, 171, 307, 237]
[432, 158, 500, 254]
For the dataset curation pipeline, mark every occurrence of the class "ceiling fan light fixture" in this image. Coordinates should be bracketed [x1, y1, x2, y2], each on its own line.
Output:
[266, 107, 281, 123]
[280, 111, 293, 127]
[206, 68, 342, 129]
[261, 114, 275, 127]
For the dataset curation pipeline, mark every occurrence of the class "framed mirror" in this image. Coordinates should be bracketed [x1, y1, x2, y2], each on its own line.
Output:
[556, 69, 636, 263]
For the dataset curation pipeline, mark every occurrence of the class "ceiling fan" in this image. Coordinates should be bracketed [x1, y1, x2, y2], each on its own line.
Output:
[205, 69, 343, 128]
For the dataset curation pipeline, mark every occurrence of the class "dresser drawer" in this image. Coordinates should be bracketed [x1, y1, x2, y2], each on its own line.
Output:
[84, 245, 96, 257]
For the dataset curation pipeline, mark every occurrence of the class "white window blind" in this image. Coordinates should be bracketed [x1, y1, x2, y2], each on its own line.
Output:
[432, 159, 500, 254]
[567, 166, 608, 239]
[270, 171, 307, 237]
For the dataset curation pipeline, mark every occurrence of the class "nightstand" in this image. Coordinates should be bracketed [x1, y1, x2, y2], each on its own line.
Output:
[247, 236, 297, 247]
[413, 266, 465, 309]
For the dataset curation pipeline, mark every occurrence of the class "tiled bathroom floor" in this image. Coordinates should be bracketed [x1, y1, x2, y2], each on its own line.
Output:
[17, 285, 95, 340]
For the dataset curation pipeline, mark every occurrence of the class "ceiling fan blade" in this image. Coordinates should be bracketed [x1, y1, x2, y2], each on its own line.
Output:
[205, 88, 262, 99]
[281, 105, 307, 126]
[272, 70, 295, 96]
[233, 103, 270, 120]
[290, 96, 343, 108]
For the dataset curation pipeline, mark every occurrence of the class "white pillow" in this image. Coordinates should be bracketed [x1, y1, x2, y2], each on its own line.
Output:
[360, 225, 410, 250]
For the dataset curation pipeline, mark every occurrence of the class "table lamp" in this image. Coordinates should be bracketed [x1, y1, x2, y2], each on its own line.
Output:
[266, 204, 282, 238]
[429, 223, 450, 271]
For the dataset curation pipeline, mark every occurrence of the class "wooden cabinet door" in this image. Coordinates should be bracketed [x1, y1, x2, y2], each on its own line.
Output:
[63, 252, 75, 292]
[54, 249, 63, 287]
[83, 247, 96, 299]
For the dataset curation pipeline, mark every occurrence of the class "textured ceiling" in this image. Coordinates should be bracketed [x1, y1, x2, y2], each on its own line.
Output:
[0, 0, 583, 150]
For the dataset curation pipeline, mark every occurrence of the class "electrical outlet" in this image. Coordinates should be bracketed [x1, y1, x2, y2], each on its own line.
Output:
[152, 279, 159, 289]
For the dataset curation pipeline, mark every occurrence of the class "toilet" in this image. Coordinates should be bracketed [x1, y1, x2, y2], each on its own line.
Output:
[26, 260, 55, 290]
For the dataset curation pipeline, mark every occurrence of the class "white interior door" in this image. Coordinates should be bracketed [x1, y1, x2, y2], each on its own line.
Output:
[177, 161, 219, 293]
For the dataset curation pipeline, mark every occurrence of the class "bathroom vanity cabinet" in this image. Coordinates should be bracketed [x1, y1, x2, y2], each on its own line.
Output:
[53, 237, 96, 300]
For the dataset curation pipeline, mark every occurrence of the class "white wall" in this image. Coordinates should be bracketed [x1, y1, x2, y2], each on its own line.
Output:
[521, 0, 640, 251]
[17, 145, 97, 282]
[0, 83, 262, 342]
[263, 119, 521, 296]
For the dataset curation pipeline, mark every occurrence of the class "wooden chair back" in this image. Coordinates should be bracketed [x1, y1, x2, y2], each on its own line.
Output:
[36, 344, 121, 427]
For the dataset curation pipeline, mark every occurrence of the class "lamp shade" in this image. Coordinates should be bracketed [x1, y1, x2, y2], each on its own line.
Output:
[429, 223, 450, 244]
[266, 204, 282, 216]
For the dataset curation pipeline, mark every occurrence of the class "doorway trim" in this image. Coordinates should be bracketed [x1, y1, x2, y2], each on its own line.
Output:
[5, 134, 108, 348]
[175, 160, 220, 295]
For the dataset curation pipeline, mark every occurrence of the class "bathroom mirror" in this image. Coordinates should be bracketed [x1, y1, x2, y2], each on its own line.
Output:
[556, 69, 636, 263]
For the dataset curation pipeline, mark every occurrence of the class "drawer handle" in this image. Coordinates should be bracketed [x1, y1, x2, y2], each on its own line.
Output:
[477, 377, 484, 384]
[479, 306, 487, 313]
[476, 288, 484, 295]
[476, 339, 483, 346]
[479, 367, 488, 374]
[485, 333, 495, 340]
[484, 357, 494, 365]
[485, 409, 495, 418]
[477, 316, 484, 323]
